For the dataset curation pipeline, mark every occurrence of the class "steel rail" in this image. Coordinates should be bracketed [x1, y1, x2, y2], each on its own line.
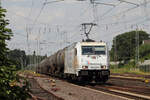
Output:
[87, 85, 150, 100]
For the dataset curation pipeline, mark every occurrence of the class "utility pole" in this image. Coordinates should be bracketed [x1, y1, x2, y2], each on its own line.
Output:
[114, 37, 118, 68]
[81, 23, 97, 39]
[20, 55, 23, 70]
[135, 26, 139, 67]
[90, 0, 98, 23]
[26, 26, 30, 54]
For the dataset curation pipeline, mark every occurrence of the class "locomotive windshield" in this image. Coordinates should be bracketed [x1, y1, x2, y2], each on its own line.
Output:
[82, 46, 106, 55]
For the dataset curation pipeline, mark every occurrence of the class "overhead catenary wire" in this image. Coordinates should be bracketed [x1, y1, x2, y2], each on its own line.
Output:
[100, 0, 150, 21]
[31, 0, 47, 29]
[142, 0, 150, 20]
[41, 0, 150, 47]
[6, 0, 149, 27]
[97, 15, 150, 42]
[32, 0, 65, 28]
[118, 0, 140, 6]
[95, 2, 116, 7]
[97, 14, 150, 28]
[27, 0, 34, 20]
[3, 0, 150, 55]
[43, 0, 64, 5]
[99, 1, 122, 19]
[100, 17, 150, 42]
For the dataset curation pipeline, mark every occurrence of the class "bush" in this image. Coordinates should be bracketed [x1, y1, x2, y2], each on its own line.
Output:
[0, 7, 30, 100]
[0, 66, 30, 100]
[139, 44, 150, 59]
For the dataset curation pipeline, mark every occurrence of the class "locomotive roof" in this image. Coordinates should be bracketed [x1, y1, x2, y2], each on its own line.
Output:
[79, 41, 106, 46]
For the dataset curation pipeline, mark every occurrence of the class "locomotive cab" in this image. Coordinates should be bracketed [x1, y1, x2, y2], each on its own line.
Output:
[78, 42, 110, 83]
[64, 41, 110, 83]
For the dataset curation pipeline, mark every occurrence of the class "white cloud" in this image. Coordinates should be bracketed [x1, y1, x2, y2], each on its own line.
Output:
[37, 8, 66, 24]
[64, 0, 79, 3]
[2, 0, 150, 55]
[7, 0, 26, 2]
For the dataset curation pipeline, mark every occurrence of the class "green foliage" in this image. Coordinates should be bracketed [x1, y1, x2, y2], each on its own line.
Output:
[110, 67, 150, 75]
[110, 61, 150, 75]
[7, 49, 47, 70]
[139, 44, 150, 59]
[8, 49, 26, 69]
[110, 30, 149, 62]
[0, 66, 30, 100]
[0, 6, 30, 100]
[0, 7, 12, 66]
[26, 54, 47, 66]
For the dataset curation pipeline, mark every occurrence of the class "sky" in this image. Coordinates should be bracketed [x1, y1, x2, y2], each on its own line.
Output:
[1, 0, 150, 56]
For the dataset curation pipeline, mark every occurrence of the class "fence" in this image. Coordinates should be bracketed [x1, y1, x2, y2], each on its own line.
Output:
[139, 65, 150, 72]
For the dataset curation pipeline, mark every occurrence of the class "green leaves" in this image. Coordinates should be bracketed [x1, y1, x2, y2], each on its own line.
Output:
[139, 44, 150, 59]
[0, 6, 30, 100]
[0, 65, 30, 100]
[110, 30, 150, 62]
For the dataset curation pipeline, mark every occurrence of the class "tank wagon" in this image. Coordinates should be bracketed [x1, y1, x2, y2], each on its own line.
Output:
[36, 41, 110, 83]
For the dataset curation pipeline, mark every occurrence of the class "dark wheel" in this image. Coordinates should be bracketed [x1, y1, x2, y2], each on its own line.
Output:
[77, 76, 82, 82]
[102, 76, 108, 84]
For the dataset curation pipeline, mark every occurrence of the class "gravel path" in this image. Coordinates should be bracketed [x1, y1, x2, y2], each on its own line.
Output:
[29, 78, 63, 100]
[35, 77, 128, 100]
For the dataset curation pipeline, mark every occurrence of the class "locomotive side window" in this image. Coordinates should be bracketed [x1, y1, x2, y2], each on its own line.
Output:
[75, 48, 77, 56]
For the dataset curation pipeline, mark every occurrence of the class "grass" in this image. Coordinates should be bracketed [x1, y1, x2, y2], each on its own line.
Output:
[110, 61, 150, 75]
[143, 53, 150, 60]
[110, 67, 150, 75]
[17, 70, 41, 77]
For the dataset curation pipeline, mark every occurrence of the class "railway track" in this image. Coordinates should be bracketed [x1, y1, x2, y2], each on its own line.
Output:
[30, 93, 45, 100]
[77, 75, 150, 100]
[28, 78, 64, 100]
[37, 76, 150, 100]
[86, 76, 150, 99]
[23, 72, 150, 100]
[86, 84, 150, 100]
[111, 73, 150, 79]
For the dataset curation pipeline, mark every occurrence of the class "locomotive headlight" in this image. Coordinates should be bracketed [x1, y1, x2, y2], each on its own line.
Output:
[104, 65, 106, 69]
[101, 65, 106, 69]
[82, 66, 88, 69]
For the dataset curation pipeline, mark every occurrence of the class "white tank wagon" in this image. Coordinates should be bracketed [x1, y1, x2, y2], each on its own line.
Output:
[36, 57, 50, 74]
[36, 41, 110, 83]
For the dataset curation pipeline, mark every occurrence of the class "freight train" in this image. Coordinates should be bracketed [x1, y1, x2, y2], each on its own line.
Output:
[36, 41, 110, 83]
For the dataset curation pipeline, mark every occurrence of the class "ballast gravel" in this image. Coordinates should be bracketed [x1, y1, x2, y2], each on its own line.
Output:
[35, 77, 127, 100]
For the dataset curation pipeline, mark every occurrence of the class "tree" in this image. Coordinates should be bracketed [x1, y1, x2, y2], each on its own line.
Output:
[139, 44, 150, 59]
[8, 49, 27, 69]
[110, 30, 149, 62]
[7, 49, 47, 70]
[0, 8, 12, 66]
[0, 6, 30, 100]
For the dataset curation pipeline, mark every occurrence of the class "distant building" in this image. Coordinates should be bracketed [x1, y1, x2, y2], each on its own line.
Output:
[139, 60, 150, 66]
[110, 61, 119, 65]
[143, 40, 150, 44]
[139, 60, 150, 72]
